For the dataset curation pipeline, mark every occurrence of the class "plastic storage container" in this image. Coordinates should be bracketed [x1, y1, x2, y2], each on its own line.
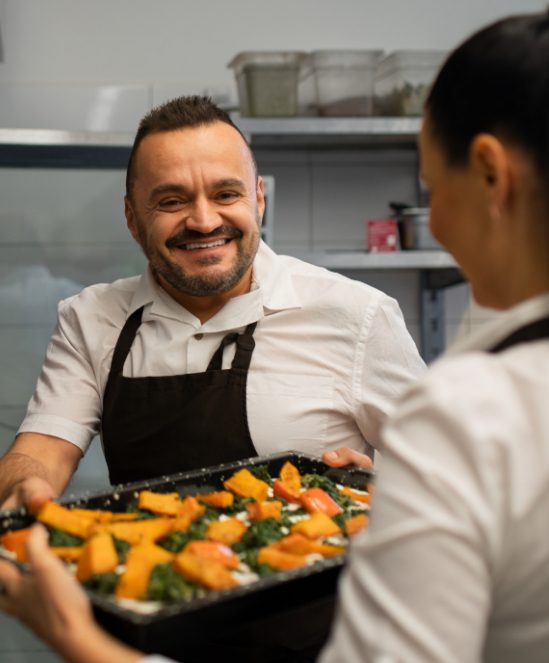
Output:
[374, 50, 447, 116]
[310, 50, 383, 116]
[228, 51, 307, 117]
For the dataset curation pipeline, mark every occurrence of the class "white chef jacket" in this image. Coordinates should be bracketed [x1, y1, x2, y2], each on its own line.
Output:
[18, 242, 424, 458]
[320, 292, 549, 663]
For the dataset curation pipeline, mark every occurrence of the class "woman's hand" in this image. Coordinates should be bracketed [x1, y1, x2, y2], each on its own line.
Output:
[0, 523, 95, 647]
[0, 524, 142, 663]
[322, 447, 374, 470]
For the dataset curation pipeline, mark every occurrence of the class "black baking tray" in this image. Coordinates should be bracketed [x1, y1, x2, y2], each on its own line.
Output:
[0, 451, 373, 659]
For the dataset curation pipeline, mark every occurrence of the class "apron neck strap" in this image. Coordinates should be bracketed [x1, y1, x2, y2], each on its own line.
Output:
[489, 314, 549, 353]
[110, 306, 144, 375]
[207, 321, 258, 371]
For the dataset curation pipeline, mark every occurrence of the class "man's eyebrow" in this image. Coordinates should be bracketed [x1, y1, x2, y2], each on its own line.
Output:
[149, 183, 187, 201]
[211, 178, 246, 190]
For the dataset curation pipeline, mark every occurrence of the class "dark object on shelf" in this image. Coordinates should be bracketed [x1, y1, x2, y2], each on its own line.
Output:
[390, 201, 440, 250]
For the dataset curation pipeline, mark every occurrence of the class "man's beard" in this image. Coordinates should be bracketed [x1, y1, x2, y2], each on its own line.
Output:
[135, 219, 261, 297]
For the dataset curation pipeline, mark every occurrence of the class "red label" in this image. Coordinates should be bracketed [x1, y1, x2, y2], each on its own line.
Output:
[367, 218, 398, 252]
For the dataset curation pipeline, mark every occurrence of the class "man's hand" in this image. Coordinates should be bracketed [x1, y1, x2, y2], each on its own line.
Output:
[0, 433, 82, 512]
[322, 447, 374, 470]
[1, 477, 55, 513]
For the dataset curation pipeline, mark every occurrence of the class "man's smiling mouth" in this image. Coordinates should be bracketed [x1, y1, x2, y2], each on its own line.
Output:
[180, 239, 231, 250]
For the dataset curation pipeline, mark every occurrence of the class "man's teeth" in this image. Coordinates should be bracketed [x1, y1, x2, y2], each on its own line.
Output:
[183, 239, 228, 250]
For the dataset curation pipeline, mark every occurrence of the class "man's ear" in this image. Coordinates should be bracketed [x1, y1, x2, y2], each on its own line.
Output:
[124, 196, 139, 242]
[256, 175, 265, 226]
[469, 134, 512, 212]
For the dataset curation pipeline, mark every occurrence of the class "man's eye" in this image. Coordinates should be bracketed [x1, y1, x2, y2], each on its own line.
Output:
[158, 198, 185, 209]
[217, 191, 240, 202]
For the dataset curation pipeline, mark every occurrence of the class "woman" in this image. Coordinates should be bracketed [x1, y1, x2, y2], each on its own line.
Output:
[3, 9, 549, 662]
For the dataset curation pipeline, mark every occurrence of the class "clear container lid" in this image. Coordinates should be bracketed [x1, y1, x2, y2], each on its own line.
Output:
[376, 50, 447, 78]
[311, 50, 384, 69]
[227, 51, 307, 72]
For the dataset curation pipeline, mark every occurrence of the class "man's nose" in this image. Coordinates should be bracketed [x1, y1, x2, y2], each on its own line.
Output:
[185, 198, 220, 234]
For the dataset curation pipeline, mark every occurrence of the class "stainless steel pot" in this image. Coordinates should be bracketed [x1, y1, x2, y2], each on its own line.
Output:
[391, 205, 440, 250]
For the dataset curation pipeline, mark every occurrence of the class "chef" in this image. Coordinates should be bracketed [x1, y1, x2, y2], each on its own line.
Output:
[0, 95, 424, 512]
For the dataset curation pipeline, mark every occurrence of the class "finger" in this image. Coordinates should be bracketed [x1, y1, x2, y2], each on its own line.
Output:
[26, 524, 66, 581]
[25, 524, 50, 563]
[322, 447, 374, 469]
[0, 558, 22, 611]
[14, 479, 54, 515]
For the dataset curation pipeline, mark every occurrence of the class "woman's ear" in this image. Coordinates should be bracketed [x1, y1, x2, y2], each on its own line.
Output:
[469, 134, 512, 215]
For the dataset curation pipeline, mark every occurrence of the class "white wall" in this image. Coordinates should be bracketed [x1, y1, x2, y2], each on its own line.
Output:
[0, 0, 547, 129]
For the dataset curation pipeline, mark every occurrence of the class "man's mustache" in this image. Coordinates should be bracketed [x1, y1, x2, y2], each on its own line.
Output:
[166, 226, 242, 249]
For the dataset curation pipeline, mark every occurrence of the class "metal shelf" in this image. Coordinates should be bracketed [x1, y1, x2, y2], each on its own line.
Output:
[232, 116, 422, 149]
[286, 249, 454, 270]
[0, 129, 133, 169]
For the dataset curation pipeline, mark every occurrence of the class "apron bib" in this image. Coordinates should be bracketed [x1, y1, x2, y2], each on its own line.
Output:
[101, 306, 258, 484]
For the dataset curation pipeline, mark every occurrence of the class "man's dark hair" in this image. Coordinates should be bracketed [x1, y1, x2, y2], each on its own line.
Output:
[125, 95, 256, 200]
[425, 10, 549, 181]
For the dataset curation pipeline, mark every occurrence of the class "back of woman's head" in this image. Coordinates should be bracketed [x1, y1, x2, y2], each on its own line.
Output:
[426, 10, 549, 177]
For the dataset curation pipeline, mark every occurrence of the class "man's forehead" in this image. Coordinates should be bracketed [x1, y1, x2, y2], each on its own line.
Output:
[135, 123, 254, 171]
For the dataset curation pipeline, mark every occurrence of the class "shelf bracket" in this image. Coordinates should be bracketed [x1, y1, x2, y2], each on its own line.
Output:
[420, 267, 464, 363]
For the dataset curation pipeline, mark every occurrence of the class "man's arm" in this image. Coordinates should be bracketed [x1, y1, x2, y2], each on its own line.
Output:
[0, 433, 82, 511]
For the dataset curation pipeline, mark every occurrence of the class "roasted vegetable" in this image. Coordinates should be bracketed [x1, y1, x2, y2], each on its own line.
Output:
[344, 513, 369, 537]
[206, 517, 247, 545]
[115, 542, 174, 599]
[272, 479, 301, 504]
[300, 487, 343, 517]
[0, 527, 32, 562]
[50, 546, 84, 562]
[197, 491, 234, 509]
[183, 540, 239, 569]
[173, 552, 239, 591]
[138, 491, 182, 516]
[272, 533, 345, 558]
[301, 474, 342, 502]
[76, 533, 118, 583]
[38, 502, 94, 540]
[245, 500, 283, 522]
[279, 461, 301, 493]
[339, 486, 371, 504]
[223, 468, 269, 501]
[171, 496, 206, 531]
[291, 512, 341, 539]
[257, 547, 308, 571]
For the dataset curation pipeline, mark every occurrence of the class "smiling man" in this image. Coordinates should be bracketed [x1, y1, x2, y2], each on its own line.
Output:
[0, 95, 424, 510]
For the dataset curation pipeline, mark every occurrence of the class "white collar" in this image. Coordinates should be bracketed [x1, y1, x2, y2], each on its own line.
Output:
[126, 241, 302, 330]
[446, 292, 549, 356]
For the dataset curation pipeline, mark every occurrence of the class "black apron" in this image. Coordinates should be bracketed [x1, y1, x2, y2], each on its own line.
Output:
[101, 305, 258, 485]
[100, 305, 331, 662]
[489, 314, 549, 353]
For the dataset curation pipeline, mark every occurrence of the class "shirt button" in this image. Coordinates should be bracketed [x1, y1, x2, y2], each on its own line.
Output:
[194, 333, 204, 340]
